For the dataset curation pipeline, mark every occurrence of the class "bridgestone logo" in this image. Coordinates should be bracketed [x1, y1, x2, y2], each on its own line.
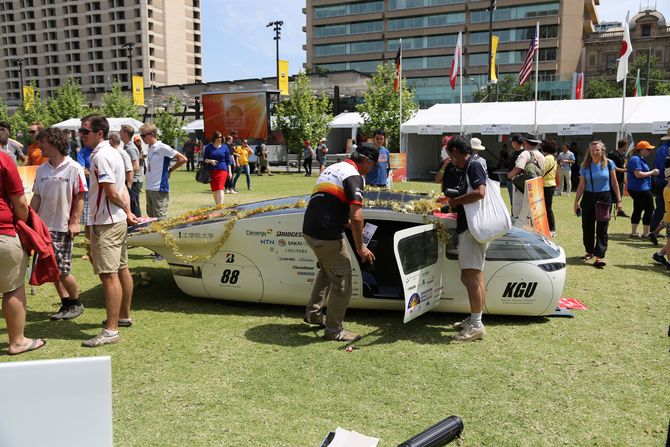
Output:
[502, 282, 538, 298]
[276, 231, 303, 237]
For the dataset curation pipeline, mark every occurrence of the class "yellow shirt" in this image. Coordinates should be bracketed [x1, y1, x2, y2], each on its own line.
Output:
[235, 145, 253, 166]
[542, 154, 557, 187]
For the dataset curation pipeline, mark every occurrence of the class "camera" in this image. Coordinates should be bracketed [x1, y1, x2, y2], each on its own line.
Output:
[443, 188, 462, 198]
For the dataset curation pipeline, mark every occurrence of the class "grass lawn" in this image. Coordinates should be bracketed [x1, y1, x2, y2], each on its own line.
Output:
[1, 168, 668, 446]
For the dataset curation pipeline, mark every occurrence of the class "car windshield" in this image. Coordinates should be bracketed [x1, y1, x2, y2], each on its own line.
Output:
[485, 227, 562, 261]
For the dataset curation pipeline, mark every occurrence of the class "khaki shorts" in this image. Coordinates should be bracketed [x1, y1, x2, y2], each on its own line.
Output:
[0, 234, 29, 293]
[664, 186, 670, 224]
[146, 190, 169, 220]
[458, 230, 489, 271]
[90, 221, 128, 275]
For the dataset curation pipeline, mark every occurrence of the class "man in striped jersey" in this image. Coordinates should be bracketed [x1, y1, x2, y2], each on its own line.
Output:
[302, 143, 378, 342]
[31, 127, 88, 320]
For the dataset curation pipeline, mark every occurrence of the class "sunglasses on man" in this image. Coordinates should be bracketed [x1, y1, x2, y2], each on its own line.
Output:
[78, 127, 93, 135]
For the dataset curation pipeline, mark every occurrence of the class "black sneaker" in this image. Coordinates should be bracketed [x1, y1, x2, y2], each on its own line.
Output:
[649, 233, 659, 246]
[652, 252, 670, 268]
[60, 304, 85, 320]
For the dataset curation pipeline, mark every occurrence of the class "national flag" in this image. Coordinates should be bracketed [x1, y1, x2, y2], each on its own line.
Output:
[449, 31, 462, 90]
[575, 72, 584, 99]
[633, 68, 642, 96]
[518, 31, 539, 85]
[393, 43, 402, 92]
[616, 12, 632, 83]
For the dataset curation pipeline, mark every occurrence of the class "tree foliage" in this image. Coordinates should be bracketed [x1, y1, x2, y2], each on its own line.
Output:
[356, 63, 418, 151]
[47, 77, 89, 123]
[9, 82, 53, 141]
[472, 75, 534, 102]
[275, 71, 332, 157]
[154, 95, 187, 147]
[100, 83, 140, 119]
[587, 53, 670, 98]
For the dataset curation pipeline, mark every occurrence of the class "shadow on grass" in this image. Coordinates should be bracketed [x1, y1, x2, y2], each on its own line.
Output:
[613, 263, 670, 273]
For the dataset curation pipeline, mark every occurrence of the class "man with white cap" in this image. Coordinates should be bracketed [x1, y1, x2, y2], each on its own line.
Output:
[469, 137, 487, 169]
[507, 133, 545, 218]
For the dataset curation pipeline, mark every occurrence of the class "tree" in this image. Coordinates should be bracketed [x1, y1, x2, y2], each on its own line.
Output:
[472, 74, 534, 102]
[47, 77, 89, 122]
[100, 82, 140, 119]
[356, 63, 418, 151]
[0, 97, 8, 124]
[587, 53, 670, 98]
[9, 82, 53, 141]
[275, 71, 332, 161]
[153, 95, 187, 148]
[586, 78, 621, 99]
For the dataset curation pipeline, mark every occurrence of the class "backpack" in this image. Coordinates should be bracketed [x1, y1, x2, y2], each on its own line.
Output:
[255, 144, 262, 157]
[512, 151, 543, 192]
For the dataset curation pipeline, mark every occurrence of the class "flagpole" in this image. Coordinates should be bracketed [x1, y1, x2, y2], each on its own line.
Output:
[533, 22, 539, 134]
[620, 73, 627, 139]
[399, 39, 402, 151]
[459, 32, 463, 135]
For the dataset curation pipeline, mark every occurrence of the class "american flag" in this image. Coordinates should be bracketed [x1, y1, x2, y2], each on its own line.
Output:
[518, 31, 539, 85]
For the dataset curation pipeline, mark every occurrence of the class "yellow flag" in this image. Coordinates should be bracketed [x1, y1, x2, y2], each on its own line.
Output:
[490, 35, 499, 83]
[23, 86, 35, 110]
[132, 76, 145, 106]
[278, 60, 289, 95]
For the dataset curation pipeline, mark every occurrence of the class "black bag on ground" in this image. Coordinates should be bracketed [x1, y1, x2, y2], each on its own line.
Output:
[195, 162, 211, 184]
[396, 416, 464, 447]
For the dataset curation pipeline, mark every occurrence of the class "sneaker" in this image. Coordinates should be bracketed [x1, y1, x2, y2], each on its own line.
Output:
[152, 253, 164, 262]
[303, 314, 326, 328]
[617, 210, 629, 217]
[629, 233, 640, 239]
[454, 325, 486, 342]
[82, 330, 120, 348]
[649, 233, 659, 246]
[50, 304, 69, 321]
[452, 316, 472, 331]
[323, 330, 361, 342]
[594, 258, 607, 268]
[60, 304, 84, 320]
[652, 252, 670, 268]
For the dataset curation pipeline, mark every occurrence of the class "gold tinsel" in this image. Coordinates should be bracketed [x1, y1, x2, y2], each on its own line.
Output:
[136, 191, 451, 263]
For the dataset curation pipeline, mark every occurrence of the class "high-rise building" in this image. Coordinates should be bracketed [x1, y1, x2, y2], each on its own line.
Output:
[0, 0, 202, 107]
[304, 0, 599, 107]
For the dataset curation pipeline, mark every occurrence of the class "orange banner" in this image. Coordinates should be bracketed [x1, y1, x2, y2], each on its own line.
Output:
[202, 92, 269, 140]
[525, 177, 551, 237]
[390, 153, 406, 182]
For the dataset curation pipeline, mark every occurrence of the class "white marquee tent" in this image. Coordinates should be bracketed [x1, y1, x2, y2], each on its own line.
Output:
[182, 119, 203, 132]
[401, 96, 670, 179]
[52, 117, 145, 132]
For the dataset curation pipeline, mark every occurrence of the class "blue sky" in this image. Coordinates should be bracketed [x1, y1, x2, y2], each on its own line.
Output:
[202, 0, 669, 82]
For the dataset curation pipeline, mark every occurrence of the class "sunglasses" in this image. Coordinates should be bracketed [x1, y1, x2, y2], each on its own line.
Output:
[140, 133, 151, 138]
[28, 129, 38, 134]
[78, 127, 93, 135]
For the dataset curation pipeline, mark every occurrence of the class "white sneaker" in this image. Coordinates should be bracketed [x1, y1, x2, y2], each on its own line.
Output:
[452, 316, 472, 331]
[454, 325, 486, 342]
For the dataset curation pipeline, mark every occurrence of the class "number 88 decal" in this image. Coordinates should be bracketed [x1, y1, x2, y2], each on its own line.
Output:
[220, 269, 240, 284]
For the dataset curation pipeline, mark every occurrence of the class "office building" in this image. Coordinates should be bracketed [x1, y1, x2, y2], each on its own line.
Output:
[304, 0, 600, 107]
[0, 0, 202, 107]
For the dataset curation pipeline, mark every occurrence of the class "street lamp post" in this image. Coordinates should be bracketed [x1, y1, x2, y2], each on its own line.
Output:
[266, 20, 283, 91]
[13, 58, 25, 105]
[121, 42, 135, 91]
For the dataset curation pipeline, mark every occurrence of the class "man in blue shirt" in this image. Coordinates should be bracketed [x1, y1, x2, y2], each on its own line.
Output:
[365, 129, 391, 187]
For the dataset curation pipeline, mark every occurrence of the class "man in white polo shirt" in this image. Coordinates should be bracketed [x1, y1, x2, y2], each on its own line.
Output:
[31, 127, 87, 320]
[140, 123, 187, 220]
[79, 114, 138, 348]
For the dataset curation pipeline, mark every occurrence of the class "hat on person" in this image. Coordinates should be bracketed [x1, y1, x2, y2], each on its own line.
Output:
[470, 137, 485, 151]
[635, 140, 655, 150]
[319, 138, 327, 143]
[660, 128, 670, 141]
[356, 143, 380, 163]
[524, 133, 542, 145]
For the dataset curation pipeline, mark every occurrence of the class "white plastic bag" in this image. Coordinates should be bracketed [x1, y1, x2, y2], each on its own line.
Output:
[464, 178, 511, 243]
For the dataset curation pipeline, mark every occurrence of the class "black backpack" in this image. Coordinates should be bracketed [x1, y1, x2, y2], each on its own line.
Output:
[255, 144, 262, 157]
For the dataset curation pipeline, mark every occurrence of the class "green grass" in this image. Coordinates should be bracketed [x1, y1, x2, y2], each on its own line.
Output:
[1, 169, 668, 446]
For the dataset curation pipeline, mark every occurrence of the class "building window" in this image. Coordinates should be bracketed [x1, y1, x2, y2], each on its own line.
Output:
[470, 2, 560, 23]
[314, 1, 383, 19]
[314, 21, 383, 38]
[388, 34, 457, 51]
[606, 54, 617, 70]
[470, 25, 558, 45]
[388, 12, 465, 31]
[641, 24, 651, 37]
[389, 0, 464, 9]
[314, 40, 384, 57]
